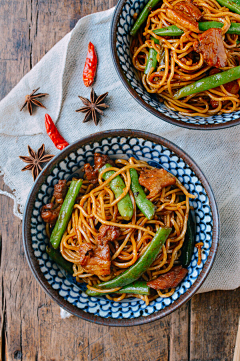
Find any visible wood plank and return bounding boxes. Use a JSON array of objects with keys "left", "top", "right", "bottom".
[{"left": 190, "top": 289, "right": 240, "bottom": 361}]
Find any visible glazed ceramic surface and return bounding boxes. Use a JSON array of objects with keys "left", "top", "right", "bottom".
[
  {"left": 23, "top": 130, "right": 219, "bottom": 326},
  {"left": 110, "top": 0, "right": 240, "bottom": 130}
]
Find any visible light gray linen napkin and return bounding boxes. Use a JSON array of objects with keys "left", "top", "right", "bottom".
[{"left": 0, "top": 7, "right": 240, "bottom": 294}]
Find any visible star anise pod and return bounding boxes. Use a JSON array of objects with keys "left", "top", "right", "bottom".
[
  {"left": 76, "top": 88, "right": 109, "bottom": 125},
  {"left": 20, "top": 87, "right": 48, "bottom": 115},
  {"left": 19, "top": 144, "right": 54, "bottom": 181}
]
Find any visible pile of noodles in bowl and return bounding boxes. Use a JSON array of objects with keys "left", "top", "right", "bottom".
[{"left": 22, "top": 130, "right": 219, "bottom": 326}]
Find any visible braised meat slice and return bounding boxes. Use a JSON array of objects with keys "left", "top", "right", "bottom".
[
  {"left": 84, "top": 153, "right": 115, "bottom": 184},
  {"left": 193, "top": 28, "right": 227, "bottom": 68},
  {"left": 41, "top": 203, "right": 62, "bottom": 224},
  {"left": 80, "top": 225, "right": 121, "bottom": 276},
  {"left": 41, "top": 179, "right": 68, "bottom": 224},
  {"left": 139, "top": 168, "right": 176, "bottom": 199},
  {"left": 166, "top": 7, "right": 200, "bottom": 33},
  {"left": 53, "top": 179, "right": 67, "bottom": 204},
  {"left": 175, "top": 1, "right": 202, "bottom": 21},
  {"left": 77, "top": 242, "right": 94, "bottom": 266},
  {"left": 147, "top": 265, "right": 188, "bottom": 290}
]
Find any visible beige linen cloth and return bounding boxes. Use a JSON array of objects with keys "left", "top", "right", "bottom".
[{"left": 0, "top": 7, "right": 240, "bottom": 296}]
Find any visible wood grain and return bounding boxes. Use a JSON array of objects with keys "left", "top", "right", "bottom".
[{"left": 0, "top": 0, "right": 240, "bottom": 360}]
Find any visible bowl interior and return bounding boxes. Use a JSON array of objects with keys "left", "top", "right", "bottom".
[
  {"left": 111, "top": 0, "right": 240, "bottom": 129},
  {"left": 23, "top": 130, "right": 219, "bottom": 326}
]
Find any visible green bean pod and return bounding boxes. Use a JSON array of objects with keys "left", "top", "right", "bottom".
[
  {"left": 130, "top": 0, "right": 161, "bottom": 36},
  {"left": 144, "top": 37, "right": 162, "bottom": 75},
  {"left": 100, "top": 163, "right": 133, "bottom": 221},
  {"left": 178, "top": 196, "right": 196, "bottom": 267},
  {"left": 96, "top": 226, "right": 172, "bottom": 289},
  {"left": 174, "top": 66, "right": 240, "bottom": 99},
  {"left": 50, "top": 179, "right": 83, "bottom": 249},
  {"left": 85, "top": 280, "right": 150, "bottom": 297},
  {"left": 199, "top": 21, "right": 240, "bottom": 34},
  {"left": 46, "top": 246, "right": 74, "bottom": 274},
  {"left": 216, "top": 0, "right": 240, "bottom": 15},
  {"left": 129, "top": 168, "right": 155, "bottom": 220},
  {"left": 144, "top": 48, "right": 158, "bottom": 75},
  {"left": 153, "top": 25, "right": 184, "bottom": 37},
  {"left": 153, "top": 21, "right": 240, "bottom": 37}
]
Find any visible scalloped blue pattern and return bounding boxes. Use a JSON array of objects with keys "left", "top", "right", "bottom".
[
  {"left": 115, "top": 0, "right": 240, "bottom": 126},
  {"left": 31, "top": 136, "right": 213, "bottom": 319}
]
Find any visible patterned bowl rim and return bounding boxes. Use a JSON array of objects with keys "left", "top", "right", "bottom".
[
  {"left": 22, "top": 129, "right": 219, "bottom": 326},
  {"left": 110, "top": 1, "right": 240, "bottom": 130}
]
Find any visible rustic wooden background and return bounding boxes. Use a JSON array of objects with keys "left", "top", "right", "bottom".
[{"left": 0, "top": 0, "right": 240, "bottom": 360}]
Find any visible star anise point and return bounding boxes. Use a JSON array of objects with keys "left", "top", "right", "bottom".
[
  {"left": 19, "top": 144, "right": 54, "bottom": 181},
  {"left": 20, "top": 88, "right": 48, "bottom": 115},
  {"left": 76, "top": 88, "right": 109, "bottom": 126}
]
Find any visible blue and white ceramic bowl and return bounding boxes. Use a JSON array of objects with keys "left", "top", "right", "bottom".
[
  {"left": 110, "top": 1, "right": 240, "bottom": 130},
  {"left": 23, "top": 130, "right": 219, "bottom": 326}
]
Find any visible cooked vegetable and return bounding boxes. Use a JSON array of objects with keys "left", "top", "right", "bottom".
[
  {"left": 153, "top": 21, "right": 240, "bottom": 37},
  {"left": 46, "top": 246, "right": 73, "bottom": 274},
  {"left": 179, "top": 197, "right": 196, "bottom": 267},
  {"left": 199, "top": 21, "right": 240, "bottom": 34},
  {"left": 130, "top": 0, "right": 161, "bottom": 36},
  {"left": 95, "top": 226, "right": 172, "bottom": 289},
  {"left": 144, "top": 48, "right": 158, "bottom": 75},
  {"left": 174, "top": 66, "right": 240, "bottom": 99},
  {"left": 144, "top": 37, "right": 161, "bottom": 75},
  {"left": 130, "top": 168, "right": 155, "bottom": 219},
  {"left": 100, "top": 163, "right": 133, "bottom": 221},
  {"left": 86, "top": 280, "right": 150, "bottom": 296},
  {"left": 50, "top": 179, "right": 83, "bottom": 249},
  {"left": 215, "top": 0, "right": 240, "bottom": 15}
]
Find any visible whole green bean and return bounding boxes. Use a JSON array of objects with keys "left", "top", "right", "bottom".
[
  {"left": 215, "top": 0, "right": 240, "bottom": 15},
  {"left": 153, "top": 25, "right": 183, "bottom": 37},
  {"left": 100, "top": 163, "right": 133, "bottom": 221},
  {"left": 50, "top": 179, "right": 83, "bottom": 249},
  {"left": 85, "top": 280, "right": 150, "bottom": 297},
  {"left": 96, "top": 227, "right": 172, "bottom": 289},
  {"left": 174, "top": 66, "right": 240, "bottom": 99},
  {"left": 130, "top": 168, "right": 155, "bottom": 220},
  {"left": 144, "top": 48, "right": 158, "bottom": 75},
  {"left": 130, "top": 0, "right": 161, "bottom": 36},
  {"left": 199, "top": 21, "right": 240, "bottom": 34},
  {"left": 46, "top": 246, "right": 73, "bottom": 274},
  {"left": 153, "top": 22, "right": 240, "bottom": 37}
]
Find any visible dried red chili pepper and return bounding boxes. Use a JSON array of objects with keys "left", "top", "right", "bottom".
[
  {"left": 83, "top": 42, "right": 97, "bottom": 87},
  {"left": 45, "top": 114, "right": 69, "bottom": 150}
]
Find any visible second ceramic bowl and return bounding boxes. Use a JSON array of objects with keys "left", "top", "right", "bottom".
[{"left": 110, "top": 0, "right": 240, "bottom": 130}]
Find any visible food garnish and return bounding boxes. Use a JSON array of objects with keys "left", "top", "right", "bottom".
[
  {"left": 20, "top": 87, "right": 48, "bottom": 115},
  {"left": 83, "top": 42, "right": 98, "bottom": 87},
  {"left": 19, "top": 144, "right": 54, "bottom": 181},
  {"left": 76, "top": 88, "right": 109, "bottom": 126},
  {"left": 45, "top": 114, "right": 69, "bottom": 150}
]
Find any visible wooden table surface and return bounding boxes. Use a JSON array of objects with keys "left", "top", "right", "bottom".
[{"left": 0, "top": 0, "right": 240, "bottom": 360}]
